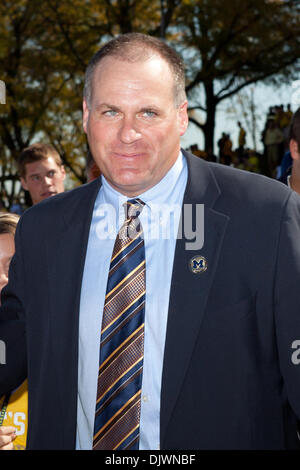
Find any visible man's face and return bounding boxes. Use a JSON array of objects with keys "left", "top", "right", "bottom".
[
  {"left": 83, "top": 55, "right": 188, "bottom": 197},
  {"left": 21, "top": 156, "right": 66, "bottom": 205}
]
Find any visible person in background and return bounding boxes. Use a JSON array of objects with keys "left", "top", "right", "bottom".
[
  {"left": 0, "top": 143, "right": 65, "bottom": 449},
  {"left": 223, "top": 133, "right": 233, "bottom": 165},
  {"left": 280, "top": 107, "right": 300, "bottom": 195},
  {"left": 264, "top": 117, "right": 284, "bottom": 177},
  {"left": 0, "top": 213, "right": 27, "bottom": 450},
  {"left": 18, "top": 143, "right": 65, "bottom": 206},
  {"left": 237, "top": 121, "right": 246, "bottom": 163}
]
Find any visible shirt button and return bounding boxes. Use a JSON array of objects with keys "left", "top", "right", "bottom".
[{"left": 142, "top": 394, "right": 148, "bottom": 403}]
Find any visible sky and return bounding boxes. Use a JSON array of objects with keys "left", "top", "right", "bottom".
[{"left": 180, "top": 80, "right": 300, "bottom": 156}]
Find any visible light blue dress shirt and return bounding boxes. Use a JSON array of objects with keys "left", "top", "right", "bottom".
[{"left": 76, "top": 152, "right": 188, "bottom": 450}]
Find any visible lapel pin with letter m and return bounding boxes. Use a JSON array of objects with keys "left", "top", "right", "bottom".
[{"left": 189, "top": 255, "right": 208, "bottom": 274}]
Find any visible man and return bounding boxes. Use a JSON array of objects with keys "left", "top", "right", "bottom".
[
  {"left": 18, "top": 143, "right": 66, "bottom": 205},
  {"left": 1, "top": 33, "right": 300, "bottom": 450},
  {"left": 280, "top": 107, "right": 300, "bottom": 195}
]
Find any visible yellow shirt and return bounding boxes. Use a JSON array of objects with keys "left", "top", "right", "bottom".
[{"left": 1, "top": 380, "right": 28, "bottom": 450}]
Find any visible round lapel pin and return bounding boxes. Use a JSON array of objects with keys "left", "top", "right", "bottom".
[{"left": 189, "top": 255, "right": 208, "bottom": 274}]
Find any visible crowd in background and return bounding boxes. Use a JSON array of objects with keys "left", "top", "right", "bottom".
[{"left": 186, "top": 103, "right": 294, "bottom": 179}]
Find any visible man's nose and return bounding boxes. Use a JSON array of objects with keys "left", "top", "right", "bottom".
[
  {"left": 119, "top": 117, "right": 142, "bottom": 144},
  {"left": 43, "top": 176, "right": 52, "bottom": 186}
]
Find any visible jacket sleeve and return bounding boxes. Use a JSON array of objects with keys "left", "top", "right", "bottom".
[
  {"left": 0, "top": 215, "right": 27, "bottom": 395},
  {"left": 275, "top": 190, "right": 300, "bottom": 419}
]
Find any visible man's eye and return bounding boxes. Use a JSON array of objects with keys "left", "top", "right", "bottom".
[
  {"left": 48, "top": 171, "right": 55, "bottom": 177},
  {"left": 142, "top": 110, "right": 156, "bottom": 118},
  {"left": 31, "top": 176, "right": 40, "bottom": 182},
  {"left": 103, "top": 110, "right": 118, "bottom": 117}
]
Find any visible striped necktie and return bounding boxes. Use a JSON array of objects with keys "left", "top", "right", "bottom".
[{"left": 93, "top": 198, "right": 146, "bottom": 450}]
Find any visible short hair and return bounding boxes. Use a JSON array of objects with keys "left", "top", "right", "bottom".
[
  {"left": 0, "top": 212, "right": 19, "bottom": 236},
  {"left": 18, "top": 143, "right": 62, "bottom": 178},
  {"left": 289, "top": 107, "right": 300, "bottom": 148},
  {"left": 83, "top": 32, "right": 186, "bottom": 108}
]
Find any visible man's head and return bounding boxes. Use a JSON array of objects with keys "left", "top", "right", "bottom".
[
  {"left": 18, "top": 143, "right": 66, "bottom": 205},
  {"left": 288, "top": 107, "right": 300, "bottom": 193},
  {"left": 83, "top": 33, "right": 188, "bottom": 197}
]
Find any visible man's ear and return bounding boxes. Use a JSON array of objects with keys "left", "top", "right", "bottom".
[
  {"left": 60, "top": 165, "right": 66, "bottom": 180},
  {"left": 83, "top": 100, "right": 90, "bottom": 134},
  {"left": 290, "top": 139, "right": 300, "bottom": 161},
  {"left": 20, "top": 177, "right": 29, "bottom": 191},
  {"left": 178, "top": 100, "right": 189, "bottom": 137}
]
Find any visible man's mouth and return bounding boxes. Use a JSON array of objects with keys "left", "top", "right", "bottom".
[
  {"left": 41, "top": 191, "right": 56, "bottom": 198},
  {"left": 112, "top": 151, "right": 145, "bottom": 159}
]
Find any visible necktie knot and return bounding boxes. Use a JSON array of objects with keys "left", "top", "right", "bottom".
[{"left": 124, "top": 199, "right": 145, "bottom": 220}]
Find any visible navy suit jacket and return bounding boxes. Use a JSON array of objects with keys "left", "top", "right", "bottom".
[{"left": 1, "top": 151, "right": 300, "bottom": 449}]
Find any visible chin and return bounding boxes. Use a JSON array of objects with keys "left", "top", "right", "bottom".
[{"left": 110, "top": 172, "right": 145, "bottom": 191}]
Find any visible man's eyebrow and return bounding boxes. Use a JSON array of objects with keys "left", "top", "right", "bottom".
[
  {"left": 94, "top": 103, "right": 160, "bottom": 112},
  {"left": 95, "top": 103, "right": 120, "bottom": 111},
  {"left": 139, "top": 105, "right": 160, "bottom": 111}
]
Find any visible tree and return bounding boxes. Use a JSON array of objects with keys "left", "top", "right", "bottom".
[{"left": 176, "top": 0, "right": 300, "bottom": 151}]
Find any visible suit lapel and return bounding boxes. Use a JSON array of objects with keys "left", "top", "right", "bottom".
[
  {"left": 160, "top": 153, "right": 230, "bottom": 446},
  {"left": 45, "top": 178, "right": 102, "bottom": 447}
]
